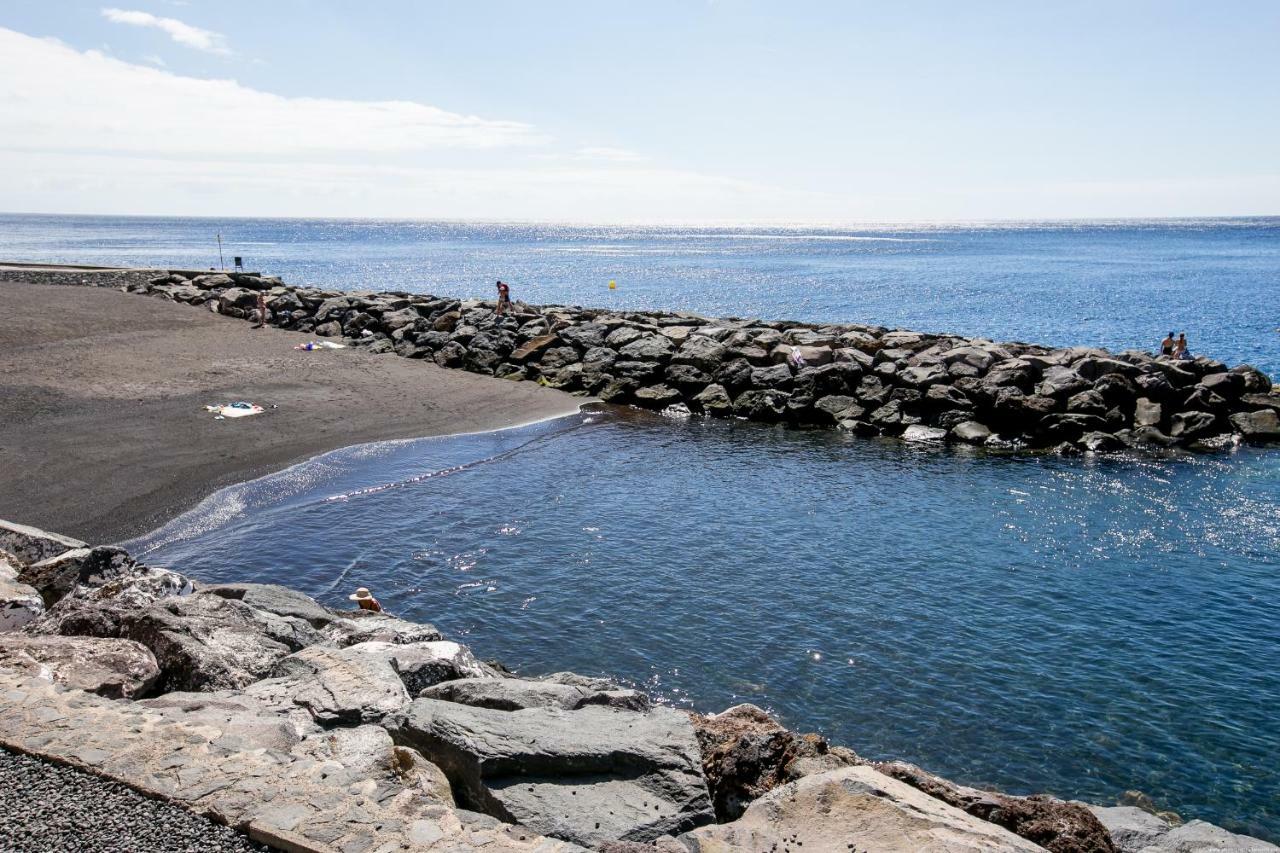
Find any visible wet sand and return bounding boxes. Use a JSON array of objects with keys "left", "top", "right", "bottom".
[{"left": 0, "top": 282, "right": 584, "bottom": 543}]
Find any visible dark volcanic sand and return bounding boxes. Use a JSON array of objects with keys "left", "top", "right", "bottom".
[{"left": 0, "top": 282, "right": 583, "bottom": 543}]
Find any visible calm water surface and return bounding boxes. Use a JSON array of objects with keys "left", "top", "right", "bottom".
[
  {"left": 127, "top": 413, "right": 1280, "bottom": 841},
  {"left": 2, "top": 214, "right": 1278, "bottom": 373},
  {"left": 7, "top": 214, "right": 1279, "bottom": 838}
]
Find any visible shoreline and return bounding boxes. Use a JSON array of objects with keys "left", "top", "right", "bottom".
[
  {"left": 0, "top": 279, "right": 584, "bottom": 543},
  {"left": 118, "top": 411, "right": 588, "bottom": 555}
]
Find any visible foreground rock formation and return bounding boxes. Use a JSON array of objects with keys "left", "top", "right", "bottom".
[
  {"left": 1, "top": 518, "right": 1275, "bottom": 853},
  {"left": 9, "top": 265, "right": 1278, "bottom": 454}
]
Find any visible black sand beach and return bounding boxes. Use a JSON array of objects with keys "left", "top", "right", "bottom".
[{"left": 0, "top": 281, "right": 582, "bottom": 543}]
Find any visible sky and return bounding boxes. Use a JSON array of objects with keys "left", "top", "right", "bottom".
[{"left": 1, "top": 1, "right": 1278, "bottom": 222}]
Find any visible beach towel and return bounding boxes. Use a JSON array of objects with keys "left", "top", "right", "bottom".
[
  {"left": 295, "top": 340, "right": 346, "bottom": 351},
  {"left": 205, "top": 402, "right": 265, "bottom": 418}
]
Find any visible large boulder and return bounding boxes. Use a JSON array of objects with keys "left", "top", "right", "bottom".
[
  {"left": 691, "top": 703, "right": 858, "bottom": 822},
  {"left": 199, "top": 583, "right": 337, "bottom": 628},
  {"left": 47, "top": 592, "right": 323, "bottom": 692},
  {"left": 673, "top": 336, "right": 728, "bottom": 373},
  {"left": 1229, "top": 409, "right": 1280, "bottom": 441},
  {"left": 420, "top": 676, "right": 649, "bottom": 712},
  {"left": 243, "top": 641, "right": 411, "bottom": 725},
  {"left": 876, "top": 761, "right": 1116, "bottom": 853},
  {"left": 1090, "top": 806, "right": 1279, "bottom": 853},
  {"left": 0, "top": 520, "right": 86, "bottom": 568},
  {"left": 619, "top": 335, "right": 676, "bottom": 363},
  {"left": 320, "top": 610, "right": 444, "bottom": 647},
  {"left": 386, "top": 699, "right": 714, "bottom": 846},
  {"left": 680, "top": 766, "right": 1045, "bottom": 852},
  {"left": 0, "top": 634, "right": 159, "bottom": 699}
]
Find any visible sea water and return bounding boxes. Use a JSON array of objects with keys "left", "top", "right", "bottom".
[{"left": 5, "top": 214, "right": 1279, "bottom": 839}]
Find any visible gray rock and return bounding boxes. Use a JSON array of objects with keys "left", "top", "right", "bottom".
[
  {"left": 0, "top": 634, "right": 159, "bottom": 699},
  {"left": 1089, "top": 806, "right": 1175, "bottom": 853},
  {"left": 749, "top": 364, "right": 793, "bottom": 390},
  {"left": 322, "top": 611, "right": 444, "bottom": 647},
  {"left": 1135, "top": 397, "right": 1162, "bottom": 427},
  {"left": 0, "top": 554, "right": 42, "bottom": 631},
  {"left": 420, "top": 676, "right": 650, "bottom": 712},
  {"left": 732, "top": 389, "right": 790, "bottom": 421},
  {"left": 1230, "top": 409, "right": 1280, "bottom": 440},
  {"left": 814, "top": 395, "right": 864, "bottom": 424},
  {"left": 1124, "top": 817, "right": 1280, "bottom": 853},
  {"left": 693, "top": 384, "right": 733, "bottom": 416},
  {"left": 386, "top": 699, "right": 714, "bottom": 846},
  {"left": 902, "top": 425, "right": 948, "bottom": 443},
  {"left": 673, "top": 336, "right": 728, "bottom": 372},
  {"left": 244, "top": 641, "right": 411, "bottom": 724},
  {"left": 899, "top": 364, "right": 949, "bottom": 388},
  {"left": 951, "top": 421, "right": 993, "bottom": 444},
  {"left": 619, "top": 335, "right": 676, "bottom": 363},
  {"left": 199, "top": 583, "right": 337, "bottom": 628},
  {"left": 1169, "top": 411, "right": 1218, "bottom": 440},
  {"left": 681, "top": 766, "right": 1044, "bottom": 852},
  {"left": 0, "top": 520, "right": 86, "bottom": 568},
  {"left": 634, "top": 384, "right": 683, "bottom": 408}
]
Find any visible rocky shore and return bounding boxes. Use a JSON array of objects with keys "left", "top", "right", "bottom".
[
  {"left": 8, "top": 263, "right": 1278, "bottom": 454},
  {"left": 2, "top": 518, "right": 1276, "bottom": 852}
]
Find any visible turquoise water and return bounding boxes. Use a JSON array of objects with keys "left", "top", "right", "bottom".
[{"left": 6, "top": 214, "right": 1279, "bottom": 838}]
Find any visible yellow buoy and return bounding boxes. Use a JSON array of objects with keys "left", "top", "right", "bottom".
[{"left": 608, "top": 280, "right": 617, "bottom": 290}]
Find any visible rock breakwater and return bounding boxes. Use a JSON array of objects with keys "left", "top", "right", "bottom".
[
  {"left": 8, "top": 264, "right": 1278, "bottom": 454},
  {"left": 3, "top": 518, "right": 1277, "bottom": 852}
]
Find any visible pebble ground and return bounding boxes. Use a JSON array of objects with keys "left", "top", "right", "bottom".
[{"left": 0, "top": 747, "right": 268, "bottom": 853}]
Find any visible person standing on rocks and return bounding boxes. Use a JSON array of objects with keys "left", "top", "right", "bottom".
[
  {"left": 253, "top": 291, "right": 267, "bottom": 329},
  {"left": 495, "top": 280, "right": 511, "bottom": 317},
  {"left": 349, "top": 587, "right": 383, "bottom": 612}
]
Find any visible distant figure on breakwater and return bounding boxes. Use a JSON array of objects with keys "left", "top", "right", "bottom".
[
  {"left": 495, "top": 280, "right": 511, "bottom": 317},
  {"left": 349, "top": 586, "right": 383, "bottom": 613},
  {"left": 1174, "top": 332, "right": 1191, "bottom": 360},
  {"left": 253, "top": 291, "right": 267, "bottom": 329},
  {"left": 1160, "top": 331, "right": 1175, "bottom": 356}
]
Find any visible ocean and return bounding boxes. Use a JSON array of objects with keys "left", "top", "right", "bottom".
[{"left": 5, "top": 214, "right": 1279, "bottom": 839}]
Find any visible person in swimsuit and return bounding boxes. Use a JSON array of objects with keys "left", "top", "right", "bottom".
[
  {"left": 1173, "top": 333, "right": 1190, "bottom": 360},
  {"left": 495, "top": 280, "right": 511, "bottom": 317},
  {"left": 1160, "top": 331, "right": 1175, "bottom": 356}
]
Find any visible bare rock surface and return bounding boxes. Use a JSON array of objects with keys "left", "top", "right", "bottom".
[
  {"left": 690, "top": 702, "right": 859, "bottom": 821},
  {"left": 1090, "top": 807, "right": 1279, "bottom": 853},
  {"left": 876, "top": 760, "right": 1116, "bottom": 853},
  {"left": 420, "top": 675, "right": 650, "bottom": 712},
  {"left": 386, "top": 698, "right": 715, "bottom": 846},
  {"left": 0, "top": 668, "right": 581, "bottom": 852},
  {"left": 0, "top": 634, "right": 159, "bottom": 699},
  {"left": 680, "top": 765, "right": 1047, "bottom": 852}
]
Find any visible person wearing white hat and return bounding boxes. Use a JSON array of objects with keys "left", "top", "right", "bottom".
[{"left": 349, "top": 587, "right": 383, "bottom": 613}]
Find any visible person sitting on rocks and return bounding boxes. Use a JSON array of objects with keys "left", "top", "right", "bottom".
[
  {"left": 349, "top": 586, "right": 383, "bottom": 613},
  {"left": 495, "top": 280, "right": 511, "bottom": 317},
  {"left": 1174, "top": 332, "right": 1191, "bottom": 360},
  {"left": 1160, "top": 331, "right": 1175, "bottom": 356}
]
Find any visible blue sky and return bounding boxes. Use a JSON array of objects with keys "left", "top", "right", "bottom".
[{"left": 2, "top": 1, "right": 1277, "bottom": 221}]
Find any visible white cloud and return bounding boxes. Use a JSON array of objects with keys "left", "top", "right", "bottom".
[
  {"left": 0, "top": 27, "right": 805, "bottom": 221},
  {"left": 101, "top": 7, "right": 229, "bottom": 55},
  {"left": 575, "top": 146, "right": 649, "bottom": 164},
  {"left": 0, "top": 28, "right": 544, "bottom": 156}
]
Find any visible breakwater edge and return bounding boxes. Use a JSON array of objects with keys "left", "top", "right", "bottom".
[
  {"left": 3, "top": 518, "right": 1276, "bottom": 852},
  {"left": 5, "top": 263, "right": 1276, "bottom": 454}
]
